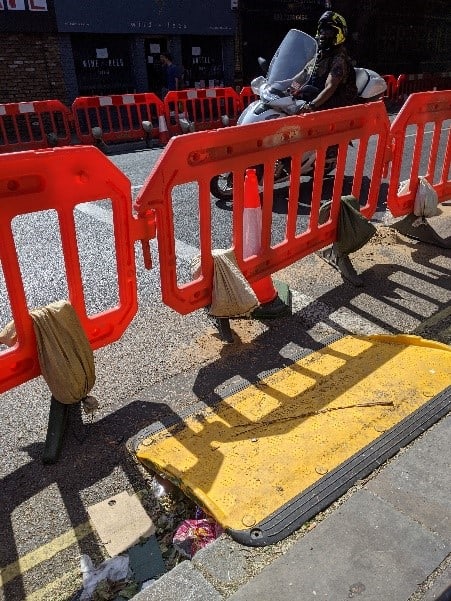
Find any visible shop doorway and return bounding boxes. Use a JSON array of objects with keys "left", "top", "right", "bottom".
[
  {"left": 144, "top": 38, "right": 168, "bottom": 97},
  {"left": 181, "top": 36, "right": 224, "bottom": 89}
]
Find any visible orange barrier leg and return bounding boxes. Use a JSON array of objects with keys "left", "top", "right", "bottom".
[{"left": 243, "top": 168, "right": 278, "bottom": 304}]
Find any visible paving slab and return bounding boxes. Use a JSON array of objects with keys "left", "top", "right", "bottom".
[
  {"left": 87, "top": 491, "right": 155, "bottom": 556},
  {"left": 366, "top": 416, "right": 451, "bottom": 540},
  {"left": 227, "top": 489, "right": 449, "bottom": 601},
  {"left": 134, "top": 559, "right": 224, "bottom": 601}
]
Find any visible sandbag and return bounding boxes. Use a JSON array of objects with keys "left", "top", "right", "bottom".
[
  {"left": 319, "top": 195, "right": 376, "bottom": 255},
  {"left": 413, "top": 176, "right": 439, "bottom": 218},
  {"left": 30, "top": 300, "right": 96, "bottom": 404},
  {"left": 0, "top": 320, "right": 17, "bottom": 347},
  {"left": 1, "top": 301, "right": 96, "bottom": 404},
  {"left": 192, "top": 249, "right": 259, "bottom": 318}
]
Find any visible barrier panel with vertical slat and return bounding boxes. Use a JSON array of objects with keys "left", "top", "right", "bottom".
[
  {"left": 382, "top": 75, "right": 398, "bottom": 103},
  {"left": 0, "top": 100, "right": 72, "bottom": 154},
  {"left": 396, "top": 73, "right": 436, "bottom": 103},
  {"left": 163, "top": 87, "right": 242, "bottom": 136},
  {"left": 0, "top": 146, "right": 156, "bottom": 394},
  {"left": 386, "top": 90, "right": 451, "bottom": 216},
  {"left": 134, "top": 101, "right": 391, "bottom": 315},
  {"left": 239, "top": 86, "right": 258, "bottom": 110},
  {"left": 72, "top": 93, "right": 165, "bottom": 145}
]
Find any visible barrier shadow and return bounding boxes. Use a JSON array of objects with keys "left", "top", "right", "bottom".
[
  {"left": 0, "top": 399, "right": 188, "bottom": 601},
  {"left": 2, "top": 228, "right": 448, "bottom": 599},
  {"left": 191, "top": 257, "right": 449, "bottom": 406}
]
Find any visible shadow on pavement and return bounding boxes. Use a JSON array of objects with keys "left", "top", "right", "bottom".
[{"left": 0, "top": 400, "right": 186, "bottom": 600}]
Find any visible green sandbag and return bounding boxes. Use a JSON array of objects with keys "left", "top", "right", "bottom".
[{"left": 319, "top": 195, "right": 376, "bottom": 255}]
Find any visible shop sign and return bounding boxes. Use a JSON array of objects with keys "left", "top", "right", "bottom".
[
  {"left": 0, "top": 0, "right": 55, "bottom": 32},
  {"left": 54, "top": 0, "right": 235, "bottom": 34}
]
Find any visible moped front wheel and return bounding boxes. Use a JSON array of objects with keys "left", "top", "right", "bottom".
[{"left": 210, "top": 173, "right": 233, "bottom": 201}]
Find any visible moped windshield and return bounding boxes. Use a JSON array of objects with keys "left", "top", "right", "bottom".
[{"left": 266, "top": 29, "right": 317, "bottom": 89}]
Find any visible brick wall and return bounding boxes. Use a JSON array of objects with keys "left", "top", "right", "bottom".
[{"left": 0, "top": 34, "right": 67, "bottom": 104}]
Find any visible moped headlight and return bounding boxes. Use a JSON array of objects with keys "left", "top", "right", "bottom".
[{"left": 251, "top": 76, "right": 265, "bottom": 95}]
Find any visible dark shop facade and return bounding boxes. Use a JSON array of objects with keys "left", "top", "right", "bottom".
[
  {"left": 237, "top": 0, "right": 450, "bottom": 82},
  {"left": 0, "top": 0, "right": 237, "bottom": 104}
]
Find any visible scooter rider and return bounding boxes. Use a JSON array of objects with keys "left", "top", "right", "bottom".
[
  {"left": 292, "top": 13, "right": 366, "bottom": 287},
  {"left": 292, "top": 11, "right": 357, "bottom": 112}
]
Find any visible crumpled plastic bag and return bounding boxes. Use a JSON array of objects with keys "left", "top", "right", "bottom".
[
  {"left": 80, "top": 554, "right": 130, "bottom": 601},
  {"left": 172, "top": 518, "right": 223, "bottom": 558}
]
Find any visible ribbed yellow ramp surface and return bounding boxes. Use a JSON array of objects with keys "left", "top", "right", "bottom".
[{"left": 133, "top": 335, "right": 451, "bottom": 546}]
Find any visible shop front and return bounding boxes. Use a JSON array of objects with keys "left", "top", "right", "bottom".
[
  {"left": 54, "top": 0, "right": 236, "bottom": 98},
  {"left": 181, "top": 36, "right": 225, "bottom": 89}
]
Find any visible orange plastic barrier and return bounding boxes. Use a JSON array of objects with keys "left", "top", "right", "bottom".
[
  {"left": 433, "top": 71, "right": 451, "bottom": 90},
  {"left": 72, "top": 93, "right": 165, "bottom": 145},
  {"left": 239, "top": 86, "right": 258, "bottom": 110},
  {"left": 134, "top": 101, "right": 390, "bottom": 315},
  {"left": 0, "top": 100, "right": 72, "bottom": 154},
  {"left": 396, "top": 73, "right": 436, "bottom": 103},
  {"left": 0, "top": 146, "right": 156, "bottom": 394},
  {"left": 163, "top": 87, "right": 242, "bottom": 136},
  {"left": 382, "top": 75, "right": 398, "bottom": 102},
  {"left": 386, "top": 90, "right": 451, "bottom": 217}
]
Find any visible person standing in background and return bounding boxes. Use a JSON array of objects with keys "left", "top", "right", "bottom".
[{"left": 160, "top": 52, "right": 183, "bottom": 96}]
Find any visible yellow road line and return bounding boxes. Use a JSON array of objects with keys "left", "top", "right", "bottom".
[
  {"left": 1, "top": 489, "right": 147, "bottom": 589},
  {"left": 0, "top": 521, "right": 93, "bottom": 586},
  {"left": 26, "top": 567, "right": 81, "bottom": 601}
]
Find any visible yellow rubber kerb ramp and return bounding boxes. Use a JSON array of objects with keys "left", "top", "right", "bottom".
[{"left": 131, "top": 335, "right": 451, "bottom": 546}]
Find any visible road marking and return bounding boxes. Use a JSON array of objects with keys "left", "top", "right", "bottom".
[
  {"left": 0, "top": 521, "right": 93, "bottom": 586},
  {"left": 25, "top": 567, "right": 81, "bottom": 601},
  {"left": 75, "top": 202, "right": 113, "bottom": 225},
  {"left": 1, "top": 489, "right": 149, "bottom": 590},
  {"left": 75, "top": 203, "right": 199, "bottom": 260},
  {"left": 405, "top": 125, "right": 450, "bottom": 137}
]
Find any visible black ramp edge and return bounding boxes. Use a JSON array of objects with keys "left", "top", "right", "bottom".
[{"left": 227, "top": 386, "right": 451, "bottom": 547}]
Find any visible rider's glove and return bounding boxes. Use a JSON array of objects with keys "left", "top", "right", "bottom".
[{"left": 294, "top": 100, "right": 308, "bottom": 114}]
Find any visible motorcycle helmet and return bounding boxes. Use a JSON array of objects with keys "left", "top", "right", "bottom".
[{"left": 317, "top": 11, "right": 348, "bottom": 46}]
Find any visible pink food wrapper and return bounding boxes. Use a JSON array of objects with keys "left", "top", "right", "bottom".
[{"left": 172, "top": 518, "right": 223, "bottom": 558}]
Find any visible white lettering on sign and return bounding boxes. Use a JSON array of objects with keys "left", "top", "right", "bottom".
[
  {"left": 0, "top": 0, "right": 48, "bottom": 10},
  {"left": 82, "top": 58, "right": 125, "bottom": 69}
]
